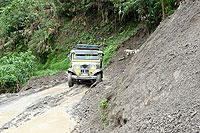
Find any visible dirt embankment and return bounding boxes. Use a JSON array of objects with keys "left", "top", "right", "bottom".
[{"left": 73, "top": 0, "right": 200, "bottom": 132}]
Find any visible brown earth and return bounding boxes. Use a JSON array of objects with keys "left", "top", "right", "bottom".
[
  {"left": 22, "top": 71, "right": 67, "bottom": 91},
  {"left": 72, "top": 0, "right": 200, "bottom": 132}
]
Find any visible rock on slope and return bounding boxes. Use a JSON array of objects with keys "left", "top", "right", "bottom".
[{"left": 74, "top": 0, "right": 200, "bottom": 132}]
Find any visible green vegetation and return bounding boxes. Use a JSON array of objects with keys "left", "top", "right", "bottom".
[
  {"left": 0, "top": 0, "right": 12, "bottom": 8},
  {"left": 0, "top": 0, "right": 178, "bottom": 92},
  {"left": 99, "top": 98, "right": 108, "bottom": 110},
  {"left": 58, "top": 0, "right": 177, "bottom": 29},
  {"left": 36, "top": 52, "right": 70, "bottom": 76},
  {"left": 0, "top": 0, "right": 59, "bottom": 53},
  {"left": 99, "top": 98, "right": 110, "bottom": 127},
  {"left": 0, "top": 51, "right": 37, "bottom": 93},
  {"left": 102, "top": 26, "right": 139, "bottom": 67}
]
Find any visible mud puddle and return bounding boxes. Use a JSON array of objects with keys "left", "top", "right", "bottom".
[{"left": 0, "top": 83, "right": 87, "bottom": 133}]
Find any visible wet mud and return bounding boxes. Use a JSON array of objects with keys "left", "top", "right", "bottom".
[{"left": 0, "top": 83, "right": 87, "bottom": 133}]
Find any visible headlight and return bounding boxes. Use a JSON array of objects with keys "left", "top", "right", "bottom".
[
  {"left": 90, "top": 64, "right": 96, "bottom": 69},
  {"left": 73, "top": 64, "right": 80, "bottom": 69}
]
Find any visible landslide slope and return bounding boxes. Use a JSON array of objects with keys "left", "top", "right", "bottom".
[{"left": 74, "top": 0, "right": 200, "bottom": 132}]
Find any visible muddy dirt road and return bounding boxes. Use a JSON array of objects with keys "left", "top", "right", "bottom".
[{"left": 0, "top": 83, "right": 87, "bottom": 133}]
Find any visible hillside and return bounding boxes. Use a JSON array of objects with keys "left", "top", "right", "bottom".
[
  {"left": 73, "top": 0, "right": 200, "bottom": 132},
  {"left": 0, "top": 0, "right": 177, "bottom": 93}
]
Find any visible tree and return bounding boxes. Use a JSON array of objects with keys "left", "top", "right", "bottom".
[{"left": 162, "top": 0, "right": 165, "bottom": 20}]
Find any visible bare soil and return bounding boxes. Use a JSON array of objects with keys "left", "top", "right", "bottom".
[
  {"left": 72, "top": 0, "right": 200, "bottom": 132},
  {"left": 22, "top": 71, "right": 67, "bottom": 91}
]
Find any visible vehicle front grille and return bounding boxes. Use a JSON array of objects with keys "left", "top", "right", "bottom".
[
  {"left": 80, "top": 65, "right": 90, "bottom": 75},
  {"left": 80, "top": 69, "right": 90, "bottom": 75}
]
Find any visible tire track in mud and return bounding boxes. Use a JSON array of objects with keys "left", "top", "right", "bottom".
[{"left": 0, "top": 83, "right": 88, "bottom": 133}]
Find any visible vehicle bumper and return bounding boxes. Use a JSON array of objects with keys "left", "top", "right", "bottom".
[{"left": 72, "top": 75, "right": 97, "bottom": 80}]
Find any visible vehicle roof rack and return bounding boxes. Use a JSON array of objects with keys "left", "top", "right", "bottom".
[{"left": 76, "top": 44, "right": 100, "bottom": 50}]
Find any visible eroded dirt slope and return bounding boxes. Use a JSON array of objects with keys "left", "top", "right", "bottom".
[{"left": 73, "top": 1, "right": 200, "bottom": 132}]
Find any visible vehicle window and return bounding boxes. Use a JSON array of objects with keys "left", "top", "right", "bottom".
[{"left": 74, "top": 54, "right": 99, "bottom": 60}]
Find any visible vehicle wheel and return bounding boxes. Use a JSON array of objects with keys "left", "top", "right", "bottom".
[
  {"left": 96, "top": 73, "right": 102, "bottom": 83},
  {"left": 68, "top": 73, "right": 74, "bottom": 87}
]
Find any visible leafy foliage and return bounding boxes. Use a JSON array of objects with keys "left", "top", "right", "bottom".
[
  {"left": 60, "top": 0, "right": 177, "bottom": 29},
  {"left": 0, "top": 51, "right": 37, "bottom": 93},
  {"left": 0, "top": 0, "right": 178, "bottom": 57},
  {"left": 99, "top": 98, "right": 108, "bottom": 110},
  {"left": 0, "top": 0, "right": 178, "bottom": 52},
  {"left": 99, "top": 98, "right": 110, "bottom": 127},
  {"left": 0, "top": 0, "right": 11, "bottom": 10},
  {"left": 0, "top": 0, "right": 59, "bottom": 53}
]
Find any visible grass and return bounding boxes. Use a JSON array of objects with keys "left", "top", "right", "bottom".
[
  {"left": 99, "top": 98, "right": 110, "bottom": 128},
  {"left": 35, "top": 69, "right": 58, "bottom": 76},
  {"left": 102, "top": 25, "right": 140, "bottom": 68},
  {"left": 35, "top": 52, "right": 71, "bottom": 76},
  {"left": 34, "top": 19, "right": 140, "bottom": 77}
]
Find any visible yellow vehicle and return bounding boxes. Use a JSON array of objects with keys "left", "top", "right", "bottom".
[{"left": 67, "top": 44, "right": 104, "bottom": 87}]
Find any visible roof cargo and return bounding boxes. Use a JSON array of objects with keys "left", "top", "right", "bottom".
[{"left": 76, "top": 44, "right": 99, "bottom": 50}]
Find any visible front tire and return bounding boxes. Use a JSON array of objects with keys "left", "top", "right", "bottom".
[{"left": 68, "top": 73, "right": 74, "bottom": 87}]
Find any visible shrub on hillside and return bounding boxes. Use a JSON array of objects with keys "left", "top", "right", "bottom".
[
  {"left": 0, "top": 51, "right": 37, "bottom": 93},
  {"left": 0, "top": 0, "right": 59, "bottom": 53}
]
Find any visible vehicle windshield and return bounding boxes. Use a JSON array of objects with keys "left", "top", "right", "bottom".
[{"left": 73, "top": 54, "right": 99, "bottom": 60}]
